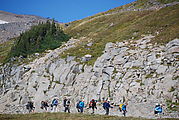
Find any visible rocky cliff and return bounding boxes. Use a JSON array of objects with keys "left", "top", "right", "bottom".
[
  {"left": 0, "top": 35, "right": 178, "bottom": 118},
  {"left": 0, "top": 0, "right": 179, "bottom": 118}
]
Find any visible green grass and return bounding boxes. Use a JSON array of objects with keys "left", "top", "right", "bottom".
[
  {"left": 145, "top": 74, "right": 153, "bottom": 79},
  {"left": 1, "top": 1, "right": 179, "bottom": 65},
  {"left": 168, "top": 86, "right": 175, "bottom": 92},
  {"left": 0, "top": 112, "right": 178, "bottom": 120},
  {"left": 157, "top": 0, "right": 179, "bottom": 4},
  {"left": 65, "top": 0, "right": 179, "bottom": 26},
  {"left": 63, "top": 4, "right": 179, "bottom": 65},
  {"left": 166, "top": 100, "right": 179, "bottom": 112},
  {"left": 0, "top": 39, "right": 15, "bottom": 63}
]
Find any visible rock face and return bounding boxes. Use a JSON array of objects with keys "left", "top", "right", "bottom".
[
  {"left": 0, "top": 11, "right": 48, "bottom": 43},
  {"left": 0, "top": 36, "right": 178, "bottom": 118}
]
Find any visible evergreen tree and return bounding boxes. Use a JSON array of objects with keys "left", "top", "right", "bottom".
[{"left": 8, "top": 21, "right": 70, "bottom": 59}]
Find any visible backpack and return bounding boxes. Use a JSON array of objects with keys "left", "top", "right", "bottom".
[
  {"left": 76, "top": 102, "right": 79, "bottom": 108},
  {"left": 79, "top": 101, "right": 84, "bottom": 108},
  {"left": 92, "top": 100, "right": 96, "bottom": 107},
  {"left": 66, "top": 101, "right": 70, "bottom": 106},
  {"left": 119, "top": 104, "right": 124, "bottom": 109},
  {"left": 26, "top": 104, "right": 30, "bottom": 109},
  {"left": 122, "top": 104, "right": 126, "bottom": 111},
  {"left": 52, "top": 99, "right": 58, "bottom": 105},
  {"left": 63, "top": 99, "right": 67, "bottom": 107},
  {"left": 29, "top": 102, "right": 34, "bottom": 109},
  {"left": 155, "top": 106, "right": 162, "bottom": 113}
]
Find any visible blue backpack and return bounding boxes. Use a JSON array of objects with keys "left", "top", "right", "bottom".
[
  {"left": 52, "top": 99, "right": 58, "bottom": 105},
  {"left": 155, "top": 106, "right": 162, "bottom": 113},
  {"left": 122, "top": 105, "right": 126, "bottom": 111},
  {"left": 79, "top": 101, "right": 84, "bottom": 108}
]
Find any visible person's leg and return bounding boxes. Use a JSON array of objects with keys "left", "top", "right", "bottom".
[
  {"left": 106, "top": 108, "right": 109, "bottom": 115},
  {"left": 79, "top": 107, "right": 81, "bottom": 112},
  {"left": 119, "top": 107, "right": 122, "bottom": 112},
  {"left": 77, "top": 108, "right": 79, "bottom": 112},
  {"left": 31, "top": 107, "right": 34, "bottom": 113},
  {"left": 68, "top": 106, "right": 70, "bottom": 113},
  {"left": 64, "top": 106, "right": 66, "bottom": 112},
  {"left": 81, "top": 107, "right": 83, "bottom": 113},
  {"left": 29, "top": 107, "right": 32, "bottom": 113},
  {"left": 92, "top": 107, "right": 94, "bottom": 114},
  {"left": 28, "top": 109, "right": 31, "bottom": 113},
  {"left": 123, "top": 110, "right": 126, "bottom": 116},
  {"left": 56, "top": 105, "right": 58, "bottom": 112},
  {"left": 51, "top": 105, "right": 53, "bottom": 111},
  {"left": 45, "top": 106, "right": 47, "bottom": 111},
  {"left": 105, "top": 108, "right": 107, "bottom": 115},
  {"left": 54, "top": 105, "right": 57, "bottom": 112}
]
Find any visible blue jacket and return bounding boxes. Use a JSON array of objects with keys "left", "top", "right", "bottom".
[
  {"left": 79, "top": 101, "right": 84, "bottom": 108},
  {"left": 103, "top": 102, "right": 110, "bottom": 109}
]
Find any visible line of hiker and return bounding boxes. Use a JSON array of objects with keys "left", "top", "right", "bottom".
[
  {"left": 25, "top": 97, "right": 127, "bottom": 116},
  {"left": 25, "top": 98, "right": 163, "bottom": 117}
]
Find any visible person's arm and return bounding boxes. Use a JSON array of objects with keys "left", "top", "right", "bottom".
[{"left": 109, "top": 103, "right": 113, "bottom": 108}]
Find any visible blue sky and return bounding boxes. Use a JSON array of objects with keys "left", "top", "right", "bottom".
[{"left": 0, "top": 0, "right": 136, "bottom": 23}]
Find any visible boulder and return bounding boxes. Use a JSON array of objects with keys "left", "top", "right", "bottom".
[{"left": 156, "top": 65, "right": 168, "bottom": 74}]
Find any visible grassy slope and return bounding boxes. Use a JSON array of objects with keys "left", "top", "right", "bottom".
[
  {"left": 0, "top": 112, "right": 178, "bottom": 120},
  {"left": 0, "top": 39, "right": 15, "bottom": 63},
  {"left": 0, "top": 0, "right": 179, "bottom": 64},
  {"left": 62, "top": 3, "right": 179, "bottom": 65}
]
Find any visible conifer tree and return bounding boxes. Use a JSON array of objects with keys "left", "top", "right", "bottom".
[{"left": 8, "top": 20, "right": 70, "bottom": 59}]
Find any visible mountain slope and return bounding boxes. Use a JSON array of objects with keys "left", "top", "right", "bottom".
[
  {"left": 0, "top": 0, "right": 179, "bottom": 119},
  {"left": 0, "top": 11, "right": 51, "bottom": 63},
  {"left": 62, "top": 0, "right": 179, "bottom": 65},
  {"left": 0, "top": 11, "right": 49, "bottom": 44},
  {"left": 0, "top": 35, "right": 178, "bottom": 118}
]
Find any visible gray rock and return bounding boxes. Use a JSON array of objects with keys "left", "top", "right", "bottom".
[
  {"left": 81, "top": 54, "right": 92, "bottom": 62},
  {"left": 86, "top": 42, "right": 93, "bottom": 47},
  {"left": 156, "top": 65, "right": 168, "bottom": 74},
  {"left": 166, "top": 38, "right": 179, "bottom": 49},
  {"left": 0, "top": 36, "right": 178, "bottom": 118},
  {"left": 167, "top": 46, "right": 179, "bottom": 53},
  {"left": 104, "top": 42, "right": 115, "bottom": 52}
]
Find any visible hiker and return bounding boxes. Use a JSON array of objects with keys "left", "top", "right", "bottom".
[
  {"left": 76, "top": 101, "right": 81, "bottom": 112},
  {"left": 40, "top": 101, "right": 49, "bottom": 111},
  {"left": 63, "top": 97, "right": 67, "bottom": 111},
  {"left": 51, "top": 98, "right": 58, "bottom": 112},
  {"left": 121, "top": 103, "right": 127, "bottom": 116},
  {"left": 103, "top": 100, "right": 113, "bottom": 115},
  {"left": 64, "top": 99, "right": 71, "bottom": 113},
  {"left": 89, "top": 99, "right": 97, "bottom": 114},
  {"left": 26, "top": 101, "right": 35, "bottom": 113},
  {"left": 154, "top": 103, "right": 163, "bottom": 118},
  {"left": 79, "top": 100, "right": 85, "bottom": 113}
]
